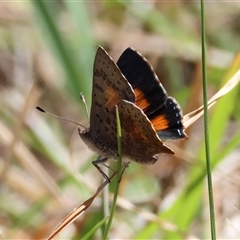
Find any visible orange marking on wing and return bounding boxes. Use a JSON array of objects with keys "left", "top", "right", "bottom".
[
  {"left": 150, "top": 115, "right": 170, "bottom": 131},
  {"left": 105, "top": 88, "right": 122, "bottom": 111},
  {"left": 134, "top": 88, "right": 151, "bottom": 110}
]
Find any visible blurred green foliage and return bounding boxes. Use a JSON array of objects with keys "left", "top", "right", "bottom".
[{"left": 0, "top": 1, "right": 239, "bottom": 239}]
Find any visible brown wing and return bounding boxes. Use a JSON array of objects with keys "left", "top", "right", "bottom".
[
  {"left": 118, "top": 100, "right": 174, "bottom": 164},
  {"left": 88, "top": 46, "right": 135, "bottom": 146}
]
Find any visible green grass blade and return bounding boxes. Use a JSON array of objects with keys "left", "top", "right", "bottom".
[
  {"left": 62, "top": 0, "right": 96, "bottom": 105},
  {"left": 81, "top": 216, "right": 109, "bottom": 240},
  {"left": 200, "top": 1, "right": 216, "bottom": 238},
  {"left": 31, "top": 1, "right": 93, "bottom": 103},
  {"left": 103, "top": 106, "right": 123, "bottom": 240}
]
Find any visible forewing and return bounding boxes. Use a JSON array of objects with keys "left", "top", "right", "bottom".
[
  {"left": 117, "top": 48, "right": 187, "bottom": 142},
  {"left": 117, "top": 48, "right": 167, "bottom": 116},
  {"left": 149, "top": 98, "right": 187, "bottom": 141},
  {"left": 89, "top": 46, "right": 135, "bottom": 140}
]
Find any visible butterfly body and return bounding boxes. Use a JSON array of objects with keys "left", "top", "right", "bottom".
[{"left": 79, "top": 46, "right": 186, "bottom": 167}]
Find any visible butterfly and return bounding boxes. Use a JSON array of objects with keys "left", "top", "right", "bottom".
[{"left": 79, "top": 46, "right": 187, "bottom": 178}]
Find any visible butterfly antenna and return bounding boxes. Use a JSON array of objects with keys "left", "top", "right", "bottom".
[
  {"left": 80, "top": 92, "right": 89, "bottom": 120},
  {"left": 36, "top": 106, "right": 87, "bottom": 131}
]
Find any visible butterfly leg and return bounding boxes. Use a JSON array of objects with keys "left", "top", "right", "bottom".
[
  {"left": 92, "top": 157, "right": 110, "bottom": 182},
  {"left": 118, "top": 161, "right": 130, "bottom": 182},
  {"left": 101, "top": 162, "right": 115, "bottom": 171}
]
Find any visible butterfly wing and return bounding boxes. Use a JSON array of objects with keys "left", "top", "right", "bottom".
[
  {"left": 117, "top": 48, "right": 187, "bottom": 141},
  {"left": 117, "top": 48, "right": 167, "bottom": 115},
  {"left": 86, "top": 46, "right": 135, "bottom": 154},
  {"left": 118, "top": 100, "right": 173, "bottom": 164},
  {"left": 148, "top": 97, "right": 186, "bottom": 141}
]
